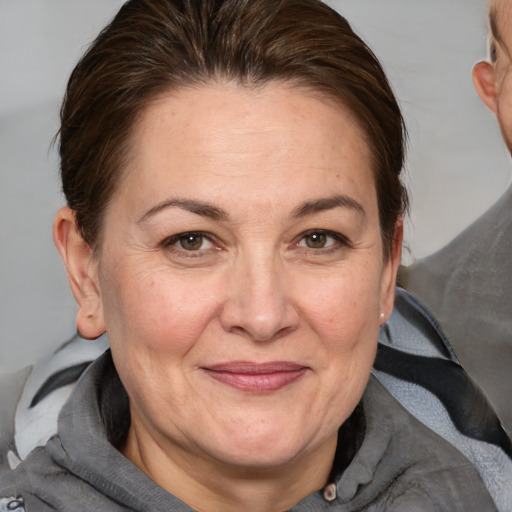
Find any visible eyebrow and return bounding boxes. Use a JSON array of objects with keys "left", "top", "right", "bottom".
[
  {"left": 291, "top": 195, "right": 367, "bottom": 221},
  {"left": 138, "top": 198, "right": 229, "bottom": 223},
  {"left": 138, "top": 194, "right": 366, "bottom": 224}
]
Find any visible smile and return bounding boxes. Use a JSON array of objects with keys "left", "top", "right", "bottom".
[{"left": 202, "top": 362, "right": 308, "bottom": 392}]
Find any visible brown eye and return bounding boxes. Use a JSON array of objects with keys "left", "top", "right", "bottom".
[
  {"left": 164, "top": 231, "right": 215, "bottom": 255},
  {"left": 304, "top": 232, "right": 327, "bottom": 248},
  {"left": 179, "top": 234, "right": 204, "bottom": 250}
]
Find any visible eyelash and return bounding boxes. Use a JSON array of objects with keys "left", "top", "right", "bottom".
[
  {"left": 295, "top": 229, "right": 352, "bottom": 253},
  {"left": 161, "top": 229, "right": 352, "bottom": 258},
  {"left": 163, "top": 231, "right": 218, "bottom": 256}
]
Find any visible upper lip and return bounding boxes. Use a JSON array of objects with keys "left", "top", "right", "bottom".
[{"left": 202, "top": 361, "right": 307, "bottom": 373}]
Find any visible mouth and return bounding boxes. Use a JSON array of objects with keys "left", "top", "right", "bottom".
[{"left": 201, "top": 361, "right": 308, "bottom": 392}]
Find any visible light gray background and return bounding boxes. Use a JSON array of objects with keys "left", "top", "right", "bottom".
[{"left": 1, "top": 0, "right": 511, "bottom": 372}]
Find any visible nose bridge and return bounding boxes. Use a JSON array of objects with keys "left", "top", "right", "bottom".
[
  {"left": 245, "top": 249, "right": 283, "bottom": 307},
  {"left": 221, "top": 246, "right": 297, "bottom": 341}
]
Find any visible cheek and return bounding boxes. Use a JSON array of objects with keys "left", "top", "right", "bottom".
[
  {"left": 101, "top": 262, "right": 222, "bottom": 358},
  {"left": 102, "top": 267, "right": 225, "bottom": 410},
  {"left": 298, "top": 267, "right": 382, "bottom": 431},
  {"left": 298, "top": 263, "right": 382, "bottom": 347},
  {"left": 498, "top": 73, "right": 512, "bottom": 113},
  {"left": 298, "top": 261, "right": 382, "bottom": 405}
]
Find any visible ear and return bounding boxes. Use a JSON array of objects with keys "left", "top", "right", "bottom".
[
  {"left": 53, "top": 207, "right": 106, "bottom": 339},
  {"left": 472, "top": 60, "right": 499, "bottom": 113},
  {"left": 379, "top": 219, "right": 403, "bottom": 325}
]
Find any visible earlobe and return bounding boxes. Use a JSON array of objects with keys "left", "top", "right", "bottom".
[
  {"left": 379, "top": 220, "right": 403, "bottom": 325},
  {"left": 472, "top": 60, "right": 498, "bottom": 113},
  {"left": 53, "top": 207, "right": 106, "bottom": 339}
]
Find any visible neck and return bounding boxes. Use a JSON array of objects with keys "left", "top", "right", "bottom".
[{"left": 121, "top": 414, "right": 338, "bottom": 512}]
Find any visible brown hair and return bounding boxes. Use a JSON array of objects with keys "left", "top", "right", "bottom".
[{"left": 59, "top": 0, "right": 408, "bottom": 257}]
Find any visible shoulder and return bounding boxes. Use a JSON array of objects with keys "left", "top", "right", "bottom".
[
  {"left": 353, "top": 377, "right": 497, "bottom": 511},
  {"left": 0, "top": 334, "right": 108, "bottom": 468},
  {"left": 404, "top": 185, "right": 512, "bottom": 295},
  {"left": 0, "top": 366, "right": 31, "bottom": 473},
  {"left": 0, "top": 435, "right": 131, "bottom": 512},
  {"left": 0, "top": 445, "right": 57, "bottom": 512}
]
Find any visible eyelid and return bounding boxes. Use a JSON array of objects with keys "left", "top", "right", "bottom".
[
  {"left": 297, "top": 229, "right": 351, "bottom": 247},
  {"left": 163, "top": 231, "right": 218, "bottom": 252},
  {"left": 296, "top": 229, "right": 352, "bottom": 249}
]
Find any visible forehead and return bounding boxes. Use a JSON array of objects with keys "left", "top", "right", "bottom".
[
  {"left": 131, "top": 83, "right": 373, "bottom": 175},
  {"left": 120, "top": 83, "right": 377, "bottom": 219}
]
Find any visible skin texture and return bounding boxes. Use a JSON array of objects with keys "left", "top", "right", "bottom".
[
  {"left": 473, "top": 0, "right": 512, "bottom": 152},
  {"left": 54, "top": 82, "right": 402, "bottom": 512}
]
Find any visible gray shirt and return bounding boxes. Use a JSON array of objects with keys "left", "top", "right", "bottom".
[{"left": 0, "top": 351, "right": 496, "bottom": 511}]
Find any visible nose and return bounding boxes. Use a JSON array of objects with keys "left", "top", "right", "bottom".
[{"left": 219, "top": 252, "right": 299, "bottom": 342}]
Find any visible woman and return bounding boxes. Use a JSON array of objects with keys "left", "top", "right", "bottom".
[{"left": 0, "top": 0, "right": 496, "bottom": 510}]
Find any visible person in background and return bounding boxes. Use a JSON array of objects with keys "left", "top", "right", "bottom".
[{"left": 403, "top": 0, "right": 512, "bottom": 433}]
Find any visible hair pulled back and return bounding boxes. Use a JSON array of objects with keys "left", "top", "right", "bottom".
[{"left": 59, "top": 0, "right": 408, "bottom": 256}]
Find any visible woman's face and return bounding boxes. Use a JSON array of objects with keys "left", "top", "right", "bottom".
[{"left": 87, "top": 83, "right": 400, "bottom": 473}]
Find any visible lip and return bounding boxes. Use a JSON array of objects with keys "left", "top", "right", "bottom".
[{"left": 201, "top": 361, "right": 308, "bottom": 392}]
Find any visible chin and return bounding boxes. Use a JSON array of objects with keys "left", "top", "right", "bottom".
[
  {"left": 214, "top": 443, "right": 303, "bottom": 471},
  {"left": 203, "top": 416, "right": 321, "bottom": 470}
]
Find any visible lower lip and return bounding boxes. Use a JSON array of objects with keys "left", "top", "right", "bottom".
[{"left": 203, "top": 367, "right": 307, "bottom": 392}]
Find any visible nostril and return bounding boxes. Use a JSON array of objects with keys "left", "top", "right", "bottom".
[
  {"left": 228, "top": 323, "right": 296, "bottom": 343},
  {"left": 273, "top": 325, "right": 297, "bottom": 341}
]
